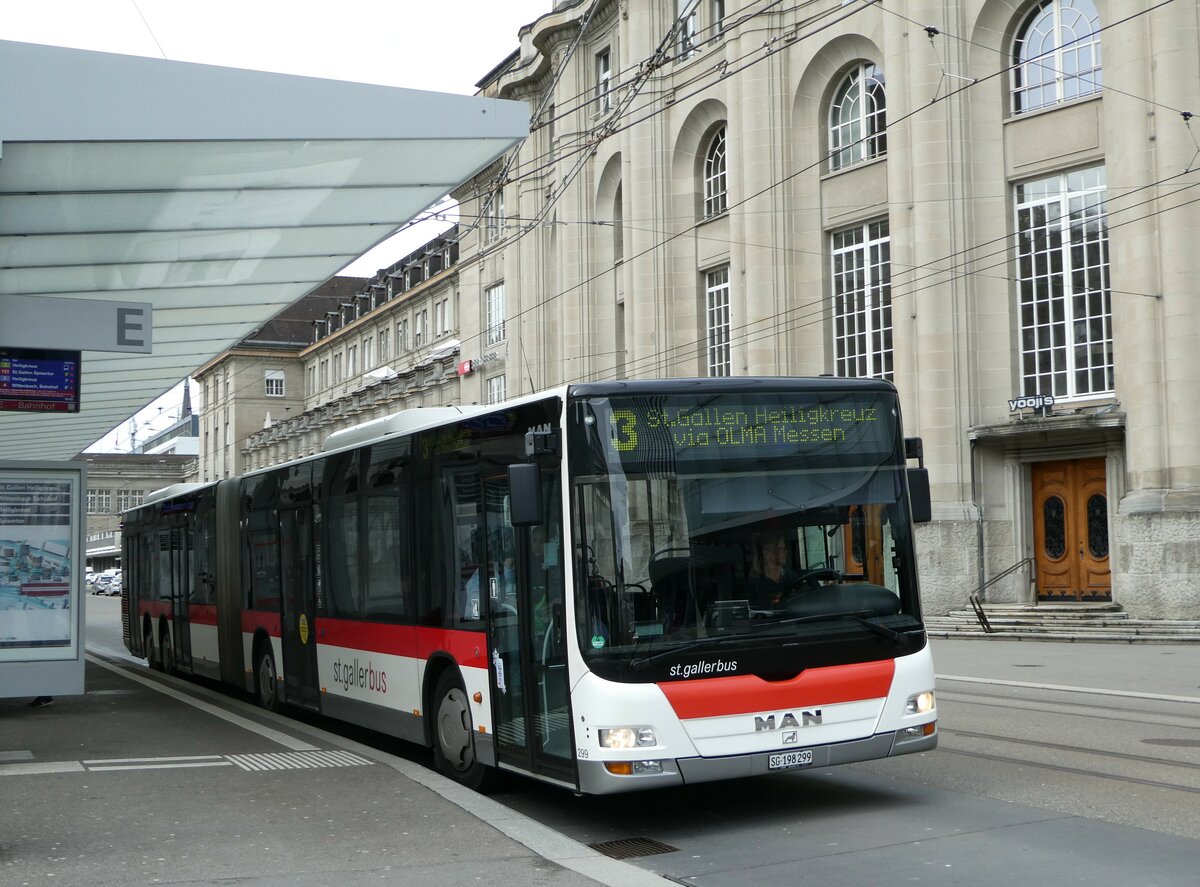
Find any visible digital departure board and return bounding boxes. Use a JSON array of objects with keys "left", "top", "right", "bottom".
[
  {"left": 587, "top": 392, "right": 899, "bottom": 471},
  {"left": 0, "top": 348, "right": 82, "bottom": 413}
]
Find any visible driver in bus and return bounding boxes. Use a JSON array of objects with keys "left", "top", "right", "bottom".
[{"left": 747, "top": 529, "right": 798, "bottom": 609}]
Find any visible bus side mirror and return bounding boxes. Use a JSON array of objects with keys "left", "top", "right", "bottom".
[
  {"left": 508, "top": 463, "right": 544, "bottom": 527},
  {"left": 904, "top": 436, "right": 931, "bottom": 524},
  {"left": 907, "top": 468, "right": 931, "bottom": 524}
]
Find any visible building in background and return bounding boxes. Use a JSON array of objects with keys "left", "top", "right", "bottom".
[
  {"left": 225, "top": 0, "right": 1200, "bottom": 620},
  {"left": 134, "top": 380, "right": 200, "bottom": 457},
  {"left": 243, "top": 230, "right": 464, "bottom": 468},
  {"left": 81, "top": 453, "right": 194, "bottom": 571},
  {"left": 193, "top": 277, "right": 366, "bottom": 481}
]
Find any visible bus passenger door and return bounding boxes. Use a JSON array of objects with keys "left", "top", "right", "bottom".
[
  {"left": 485, "top": 470, "right": 574, "bottom": 785},
  {"left": 279, "top": 507, "right": 320, "bottom": 710},
  {"left": 171, "top": 521, "right": 194, "bottom": 671}
]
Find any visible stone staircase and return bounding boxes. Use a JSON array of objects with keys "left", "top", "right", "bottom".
[{"left": 924, "top": 603, "right": 1200, "bottom": 644}]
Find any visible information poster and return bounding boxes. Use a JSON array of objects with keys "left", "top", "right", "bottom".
[{"left": 0, "top": 471, "right": 79, "bottom": 658}]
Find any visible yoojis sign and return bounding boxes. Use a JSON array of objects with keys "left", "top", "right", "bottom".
[{"left": 1008, "top": 394, "right": 1055, "bottom": 413}]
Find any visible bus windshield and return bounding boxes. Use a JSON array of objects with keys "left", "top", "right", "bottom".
[{"left": 568, "top": 387, "right": 925, "bottom": 678}]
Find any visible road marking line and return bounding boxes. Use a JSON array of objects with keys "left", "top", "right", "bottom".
[
  {"left": 82, "top": 755, "right": 225, "bottom": 765},
  {"left": 0, "top": 761, "right": 85, "bottom": 777},
  {"left": 86, "top": 761, "right": 235, "bottom": 772},
  {"left": 937, "top": 673, "right": 1200, "bottom": 705}
]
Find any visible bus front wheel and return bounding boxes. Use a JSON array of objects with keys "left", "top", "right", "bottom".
[
  {"left": 432, "top": 670, "right": 492, "bottom": 791},
  {"left": 255, "top": 646, "right": 282, "bottom": 713}
]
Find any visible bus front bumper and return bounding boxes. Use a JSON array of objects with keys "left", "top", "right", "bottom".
[{"left": 576, "top": 724, "right": 937, "bottom": 795}]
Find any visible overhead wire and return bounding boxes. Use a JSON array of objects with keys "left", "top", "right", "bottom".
[{"left": 308, "top": 0, "right": 1189, "bottom": 408}]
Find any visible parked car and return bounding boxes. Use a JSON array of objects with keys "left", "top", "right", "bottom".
[{"left": 94, "top": 568, "right": 121, "bottom": 594}]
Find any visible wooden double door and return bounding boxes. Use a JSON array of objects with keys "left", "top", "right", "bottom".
[{"left": 1031, "top": 458, "right": 1111, "bottom": 601}]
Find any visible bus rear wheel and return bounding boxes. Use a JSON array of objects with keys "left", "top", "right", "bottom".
[
  {"left": 159, "top": 627, "right": 175, "bottom": 675},
  {"left": 432, "top": 670, "right": 492, "bottom": 791},
  {"left": 144, "top": 625, "right": 160, "bottom": 671},
  {"left": 255, "top": 646, "right": 281, "bottom": 713}
]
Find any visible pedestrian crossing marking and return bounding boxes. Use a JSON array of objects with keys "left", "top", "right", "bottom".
[{"left": 226, "top": 750, "right": 375, "bottom": 771}]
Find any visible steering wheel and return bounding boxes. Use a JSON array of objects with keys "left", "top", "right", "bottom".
[{"left": 785, "top": 567, "right": 841, "bottom": 595}]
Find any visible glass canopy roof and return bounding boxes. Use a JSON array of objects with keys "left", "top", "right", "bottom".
[{"left": 0, "top": 39, "right": 528, "bottom": 461}]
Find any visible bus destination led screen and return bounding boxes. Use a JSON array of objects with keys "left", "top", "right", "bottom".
[
  {"left": 0, "top": 348, "right": 82, "bottom": 414},
  {"left": 600, "top": 393, "right": 898, "bottom": 467}
]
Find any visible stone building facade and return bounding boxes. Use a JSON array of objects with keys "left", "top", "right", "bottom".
[
  {"left": 237, "top": 0, "right": 1200, "bottom": 618},
  {"left": 82, "top": 453, "right": 194, "bottom": 571}
]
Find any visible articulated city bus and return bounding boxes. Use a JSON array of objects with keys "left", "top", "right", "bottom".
[{"left": 122, "top": 377, "right": 936, "bottom": 794}]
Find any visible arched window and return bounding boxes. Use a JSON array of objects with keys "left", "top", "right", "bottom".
[
  {"left": 1012, "top": 0, "right": 1101, "bottom": 114},
  {"left": 829, "top": 63, "right": 886, "bottom": 172},
  {"left": 703, "top": 126, "right": 727, "bottom": 218}
]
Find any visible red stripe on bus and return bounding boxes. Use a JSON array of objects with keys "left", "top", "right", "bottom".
[
  {"left": 658, "top": 659, "right": 896, "bottom": 720},
  {"left": 138, "top": 601, "right": 172, "bottom": 619},
  {"left": 317, "top": 618, "right": 487, "bottom": 669},
  {"left": 189, "top": 604, "right": 218, "bottom": 626},
  {"left": 143, "top": 607, "right": 486, "bottom": 670}
]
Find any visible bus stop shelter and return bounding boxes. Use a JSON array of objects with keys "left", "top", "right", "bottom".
[{"left": 0, "top": 38, "right": 528, "bottom": 696}]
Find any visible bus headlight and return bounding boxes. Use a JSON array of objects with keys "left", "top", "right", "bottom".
[
  {"left": 598, "top": 726, "right": 657, "bottom": 749},
  {"left": 906, "top": 691, "right": 935, "bottom": 715}
]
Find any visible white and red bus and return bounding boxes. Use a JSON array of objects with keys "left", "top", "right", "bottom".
[{"left": 122, "top": 377, "right": 936, "bottom": 794}]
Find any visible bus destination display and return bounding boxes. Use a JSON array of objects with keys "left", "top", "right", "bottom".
[
  {"left": 604, "top": 394, "right": 897, "bottom": 465},
  {"left": 0, "top": 348, "right": 82, "bottom": 413}
]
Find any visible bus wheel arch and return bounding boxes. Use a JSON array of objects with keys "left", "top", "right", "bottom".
[
  {"left": 252, "top": 632, "right": 281, "bottom": 713},
  {"left": 430, "top": 666, "right": 492, "bottom": 791}
]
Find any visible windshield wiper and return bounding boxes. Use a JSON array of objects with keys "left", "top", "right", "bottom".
[{"left": 750, "top": 609, "right": 919, "bottom": 645}]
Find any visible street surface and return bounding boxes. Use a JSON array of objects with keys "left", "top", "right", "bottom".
[{"left": 80, "top": 595, "right": 1200, "bottom": 886}]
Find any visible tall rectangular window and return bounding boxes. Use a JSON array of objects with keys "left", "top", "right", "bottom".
[
  {"left": 486, "top": 188, "right": 506, "bottom": 243},
  {"left": 363, "top": 336, "right": 374, "bottom": 368},
  {"left": 434, "top": 297, "right": 450, "bottom": 336},
  {"left": 414, "top": 310, "right": 428, "bottom": 347},
  {"left": 678, "top": 0, "right": 698, "bottom": 56},
  {"left": 705, "top": 266, "right": 731, "bottom": 377},
  {"left": 333, "top": 353, "right": 343, "bottom": 383},
  {"left": 347, "top": 345, "right": 358, "bottom": 376},
  {"left": 265, "top": 370, "right": 285, "bottom": 397},
  {"left": 1015, "top": 166, "right": 1112, "bottom": 399},
  {"left": 397, "top": 319, "right": 409, "bottom": 352},
  {"left": 596, "top": 48, "right": 612, "bottom": 112},
  {"left": 320, "top": 360, "right": 329, "bottom": 388},
  {"left": 116, "top": 490, "right": 144, "bottom": 512},
  {"left": 487, "top": 374, "right": 507, "bottom": 405},
  {"left": 307, "top": 366, "right": 316, "bottom": 396},
  {"left": 831, "top": 219, "right": 892, "bottom": 381},
  {"left": 379, "top": 327, "right": 390, "bottom": 362},
  {"left": 87, "top": 489, "right": 112, "bottom": 514},
  {"left": 486, "top": 283, "right": 506, "bottom": 345}
]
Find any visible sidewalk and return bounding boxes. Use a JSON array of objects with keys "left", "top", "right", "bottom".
[{"left": 1, "top": 655, "right": 672, "bottom": 887}]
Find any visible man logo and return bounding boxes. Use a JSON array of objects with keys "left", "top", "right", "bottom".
[
  {"left": 754, "top": 710, "right": 823, "bottom": 732},
  {"left": 782, "top": 730, "right": 798, "bottom": 744}
]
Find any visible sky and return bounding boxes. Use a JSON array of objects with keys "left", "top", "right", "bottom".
[{"left": 3, "top": 0, "right": 551, "bottom": 450}]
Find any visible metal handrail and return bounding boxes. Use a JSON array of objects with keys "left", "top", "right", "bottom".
[{"left": 967, "top": 557, "right": 1035, "bottom": 633}]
